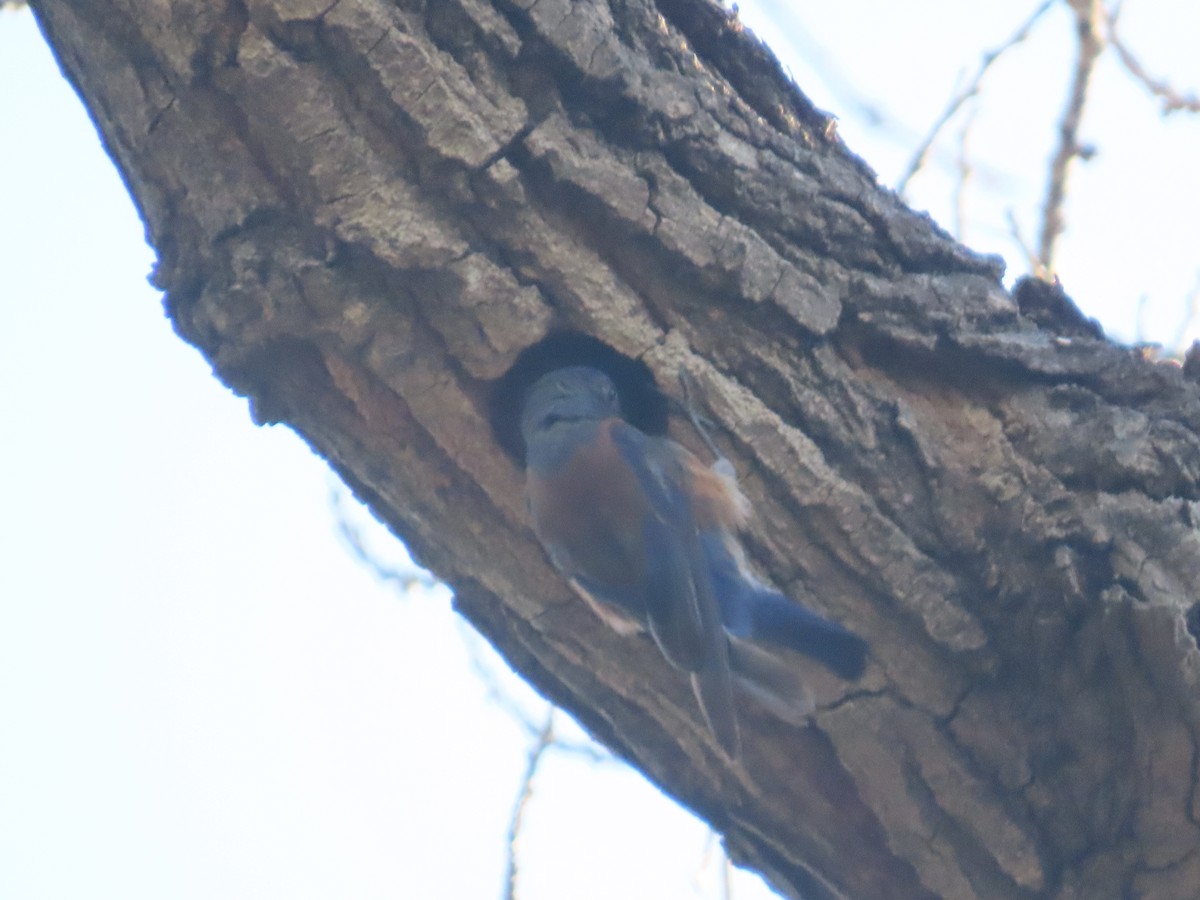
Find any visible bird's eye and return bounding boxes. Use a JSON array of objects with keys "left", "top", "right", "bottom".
[{"left": 540, "top": 412, "right": 565, "bottom": 429}]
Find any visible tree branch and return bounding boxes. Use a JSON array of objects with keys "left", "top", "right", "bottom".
[
  {"left": 1038, "top": 0, "right": 1104, "bottom": 271},
  {"left": 29, "top": 0, "right": 1200, "bottom": 897},
  {"left": 1106, "top": 3, "right": 1200, "bottom": 114},
  {"left": 897, "top": 0, "right": 1054, "bottom": 197}
]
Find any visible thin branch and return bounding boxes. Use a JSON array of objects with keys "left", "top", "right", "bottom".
[
  {"left": 896, "top": 0, "right": 1055, "bottom": 197},
  {"left": 455, "top": 619, "right": 611, "bottom": 762},
  {"left": 329, "top": 485, "right": 440, "bottom": 592},
  {"left": 456, "top": 618, "right": 546, "bottom": 737},
  {"left": 1169, "top": 269, "right": 1200, "bottom": 354},
  {"left": 698, "top": 829, "right": 734, "bottom": 900},
  {"left": 503, "top": 711, "right": 557, "bottom": 900},
  {"left": 1006, "top": 209, "right": 1041, "bottom": 273},
  {"left": 332, "top": 482, "right": 611, "bottom": 900},
  {"left": 332, "top": 479, "right": 613, "bottom": 768},
  {"left": 1038, "top": 0, "right": 1105, "bottom": 272},
  {"left": 1134, "top": 292, "right": 1152, "bottom": 343},
  {"left": 1105, "top": 6, "right": 1200, "bottom": 114},
  {"left": 951, "top": 104, "right": 978, "bottom": 240},
  {"left": 332, "top": 482, "right": 606, "bottom": 755}
]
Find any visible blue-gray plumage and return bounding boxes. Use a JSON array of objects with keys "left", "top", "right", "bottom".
[{"left": 521, "top": 366, "right": 867, "bottom": 756}]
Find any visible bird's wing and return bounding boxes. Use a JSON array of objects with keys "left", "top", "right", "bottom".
[{"left": 608, "top": 423, "right": 738, "bottom": 754}]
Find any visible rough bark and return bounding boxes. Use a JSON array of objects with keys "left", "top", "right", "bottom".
[{"left": 30, "top": 0, "right": 1200, "bottom": 897}]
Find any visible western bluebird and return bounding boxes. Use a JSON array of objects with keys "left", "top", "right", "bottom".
[{"left": 520, "top": 365, "right": 868, "bottom": 757}]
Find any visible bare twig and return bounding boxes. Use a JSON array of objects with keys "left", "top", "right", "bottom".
[
  {"left": 333, "top": 481, "right": 611, "bottom": 900},
  {"left": 455, "top": 619, "right": 611, "bottom": 761},
  {"left": 1134, "top": 292, "right": 1152, "bottom": 343},
  {"left": 1105, "top": 6, "right": 1200, "bottom": 114},
  {"left": 1038, "top": 0, "right": 1105, "bottom": 272},
  {"left": 456, "top": 619, "right": 545, "bottom": 736},
  {"left": 330, "top": 485, "right": 440, "bottom": 593},
  {"left": 1169, "top": 269, "right": 1200, "bottom": 354},
  {"left": 503, "top": 711, "right": 557, "bottom": 900},
  {"left": 896, "top": 0, "right": 1055, "bottom": 197},
  {"left": 952, "top": 104, "right": 978, "bottom": 240},
  {"left": 332, "top": 482, "right": 608, "bottom": 756},
  {"left": 696, "top": 828, "right": 734, "bottom": 899},
  {"left": 1006, "top": 209, "right": 1041, "bottom": 273}
]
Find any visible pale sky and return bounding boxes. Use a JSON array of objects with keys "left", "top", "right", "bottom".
[{"left": 2, "top": 3, "right": 1197, "bottom": 899}]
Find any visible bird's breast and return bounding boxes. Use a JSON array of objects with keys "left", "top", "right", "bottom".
[{"left": 526, "top": 420, "right": 648, "bottom": 588}]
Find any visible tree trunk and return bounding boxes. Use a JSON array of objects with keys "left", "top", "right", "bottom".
[{"left": 30, "top": 0, "right": 1200, "bottom": 897}]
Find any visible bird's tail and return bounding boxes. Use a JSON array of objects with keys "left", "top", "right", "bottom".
[
  {"left": 742, "top": 585, "right": 868, "bottom": 681},
  {"left": 700, "top": 531, "right": 868, "bottom": 726}
]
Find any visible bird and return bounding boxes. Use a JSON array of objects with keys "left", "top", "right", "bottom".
[{"left": 519, "top": 365, "right": 869, "bottom": 757}]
